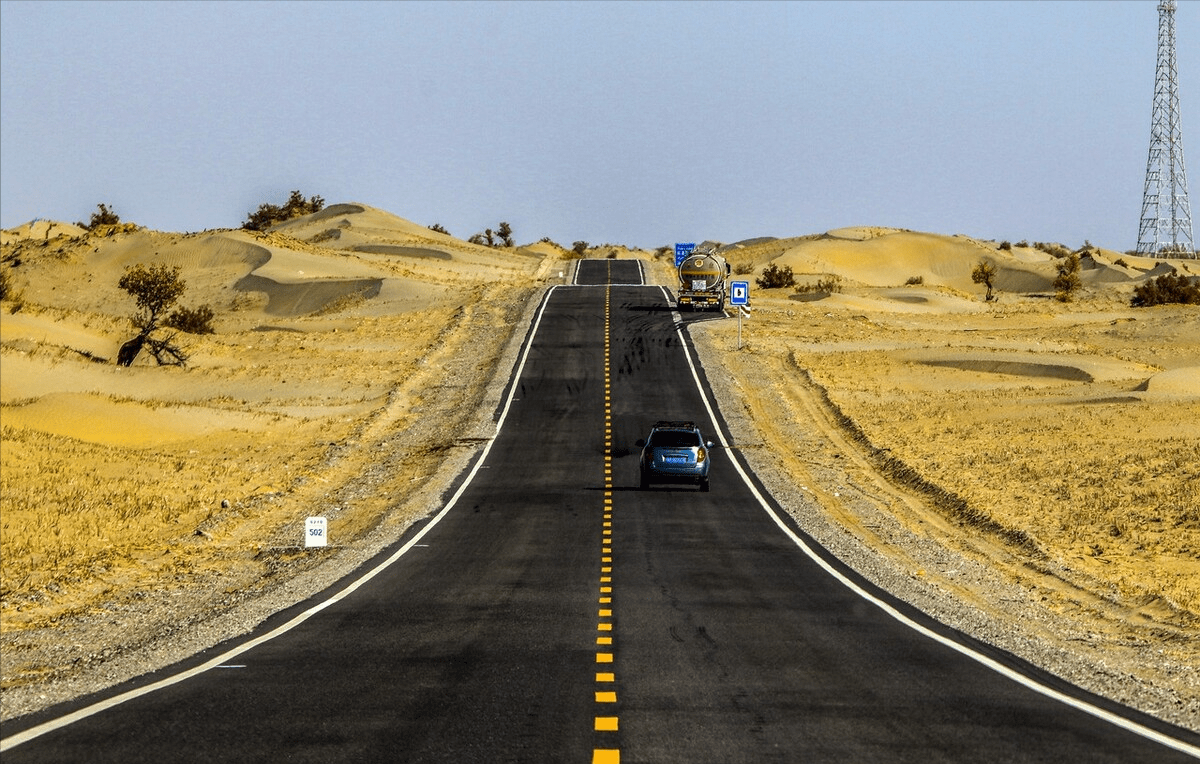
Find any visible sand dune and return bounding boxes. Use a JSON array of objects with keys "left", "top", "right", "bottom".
[
  {"left": 1140, "top": 366, "right": 1200, "bottom": 394},
  {"left": 2, "top": 211, "right": 1197, "bottom": 727},
  {"left": 726, "top": 227, "right": 1199, "bottom": 303}
]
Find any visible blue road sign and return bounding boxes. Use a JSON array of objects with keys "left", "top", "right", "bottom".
[
  {"left": 730, "top": 281, "right": 749, "bottom": 306},
  {"left": 674, "top": 243, "right": 696, "bottom": 266}
]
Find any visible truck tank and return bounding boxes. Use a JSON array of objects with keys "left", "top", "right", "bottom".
[{"left": 676, "top": 251, "right": 730, "bottom": 311}]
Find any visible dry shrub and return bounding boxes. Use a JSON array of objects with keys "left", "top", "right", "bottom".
[
  {"left": 76, "top": 203, "right": 120, "bottom": 231},
  {"left": 1053, "top": 253, "right": 1081, "bottom": 302},
  {"left": 756, "top": 263, "right": 795, "bottom": 289},
  {"left": 1132, "top": 272, "right": 1200, "bottom": 306},
  {"left": 243, "top": 190, "right": 325, "bottom": 231},
  {"left": 795, "top": 275, "right": 842, "bottom": 294},
  {"left": 165, "top": 305, "right": 216, "bottom": 334}
]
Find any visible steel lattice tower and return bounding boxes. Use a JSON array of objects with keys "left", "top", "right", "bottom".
[{"left": 1137, "top": 0, "right": 1195, "bottom": 258}]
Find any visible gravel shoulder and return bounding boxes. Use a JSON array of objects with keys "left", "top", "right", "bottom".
[
  {"left": 0, "top": 276, "right": 549, "bottom": 722},
  {"left": 689, "top": 321, "right": 1199, "bottom": 733},
  {"left": 4, "top": 259, "right": 1197, "bottom": 738}
]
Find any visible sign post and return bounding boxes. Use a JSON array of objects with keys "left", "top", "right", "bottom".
[{"left": 729, "top": 281, "right": 750, "bottom": 349}]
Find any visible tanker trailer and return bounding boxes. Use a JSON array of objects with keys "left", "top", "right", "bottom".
[{"left": 676, "top": 251, "right": 731, "bottom": 311}]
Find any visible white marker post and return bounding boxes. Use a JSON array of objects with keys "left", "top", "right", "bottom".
[
  {"left": 729, "top": 281, "right": 750, "bottom": 349},
  {"left": 305, "top": 516, "right": 327, "bottom": 548}
]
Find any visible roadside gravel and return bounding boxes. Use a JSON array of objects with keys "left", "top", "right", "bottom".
[
  {"left": 4, "top": 265, "right": 1196, "bottom": 740},
  {"left": 1, "top": 280, "right": 546, "bottom": 722},
  {"left": 688, "top": 320, "right": 1199, "bottom": 734}
]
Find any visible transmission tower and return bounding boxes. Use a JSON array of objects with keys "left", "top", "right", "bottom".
[{"left": 1137, "top": 0, "right": 1195, "bottom": 258}]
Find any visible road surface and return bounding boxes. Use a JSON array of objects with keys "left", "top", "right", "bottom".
[{"left": 4, "top": 259, "right": 1197, "bottom": 762}]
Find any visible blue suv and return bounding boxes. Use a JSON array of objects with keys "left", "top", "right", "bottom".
[{"left": 638, "top": 421, "right": 712, "bottom": 491}]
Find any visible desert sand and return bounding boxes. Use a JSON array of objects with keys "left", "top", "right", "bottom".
[{"left": 2, "top": 210, "right": 1197, "bottom": 729}]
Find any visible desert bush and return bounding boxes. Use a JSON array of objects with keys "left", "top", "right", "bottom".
[
  {"left": 1016, "top": 240, "right": 1029, "bottom": 248},
  {"left": 242, "top": 190, "right": 325, "bottom": 231},
  {"left": 756, "top": 263, "right": 796, "bottom": 289},
  {"left": 905, "top": 275, "right": 924, "bottom": 285},
  {"left": 76, "top": 203, "right": 120, "bottom": 231},
  {"left": 1053, "top": 253, "right": 1081, "bottom": 302},
  {"left": 734, "top": 263, "right": 754, "bottom": 275},
  {"left": 1033, "top": 242, "right": 1072, "bottom": 259},
  {"left": 971, "top": 260, "right": 997, "bottom": 301},
  {"left": 572, "top": 241, "right": 590, "bottom": 255},
  {"left": 466, "top": 222, "right": 514, "bottom": 248},
  {"left": 165, "top": 304, "right": 216, "bottom": 334},
  {"left": 1131, "top": 272, "right": 1200, "bottom": 306},
  {"left": 428, "top": 223, "right": 449, "bottom": 234},
  {"left": 795, "top": 275, "right": 842, "bottom": 294},
  {"left": 999, "top": 241, "right": 1012, "bottom": 251},
  {"left": 1115, "top": 258, "right": 1130, "bottom": 268}
]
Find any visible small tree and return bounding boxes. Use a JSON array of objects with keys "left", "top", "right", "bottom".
[
  {"left": 77, "top": 203, "right": 121, "bottom": 231},
  {"left": 496, "top": 221, "right": 514, "bottom": 247},
  {"left": 1053, "top": 253, "right": 1081, "bottom": 302},
  {"left": 756, "top": 263, "right": 795, "bottom": 289},
  {"left": 116, "top": 263, "right": 210, "bottom": 366},
  {"left": 972, "top": 260, "right": 997, "bottom": 301}
]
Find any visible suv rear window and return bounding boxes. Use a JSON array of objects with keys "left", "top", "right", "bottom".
[{"left": 648, "top": 430, "right": 700, "bottom": 448}]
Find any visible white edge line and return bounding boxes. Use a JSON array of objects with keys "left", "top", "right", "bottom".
[
  {"left": 671, "top": 312, "right": 1200, "bottom": 759},
  {"left": 1, "top": 285, "right": 563, "bottom": 753},
  {"left": 9, "top": 282, "right": 1195, "bottom": 757}
]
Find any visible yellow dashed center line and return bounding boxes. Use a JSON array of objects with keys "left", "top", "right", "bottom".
[{"left": 593, "top": 278, "right": 620, "bottom": 764}]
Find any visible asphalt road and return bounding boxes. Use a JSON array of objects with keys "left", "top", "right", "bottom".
[{"left": 3, "top": 259, "right": 1198, "bottom": 762}]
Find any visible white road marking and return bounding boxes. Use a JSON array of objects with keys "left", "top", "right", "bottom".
[
  {"left": 1, "top": 284, "right": 564, "bottom": 753},
  {"left": 8, "top": 280, "right": 1193, "bottom": 758},
  {"left": 671, "top": 313, "right": 1200, "bottom": 759}
]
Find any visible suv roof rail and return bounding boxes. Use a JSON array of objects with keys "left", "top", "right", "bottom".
[{"left": 652, "top": 420, "right": 698, "bottom": 430}]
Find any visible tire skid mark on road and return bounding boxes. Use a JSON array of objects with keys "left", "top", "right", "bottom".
[{"left": 593, "top": 276, "right": 620, "bottom": 764}]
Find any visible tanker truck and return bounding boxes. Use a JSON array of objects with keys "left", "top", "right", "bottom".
[{"left": 676, "top": 249, "right": 731, "bottom": 311}]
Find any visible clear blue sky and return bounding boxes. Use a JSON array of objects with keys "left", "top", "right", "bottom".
[{"left": 1, "top": 0, "right": 1194, "bottom": 251}]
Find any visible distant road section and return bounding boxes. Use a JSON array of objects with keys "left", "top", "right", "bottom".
[{"left": 4, "top": 259, "right": 1197, "bottom": 762}]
